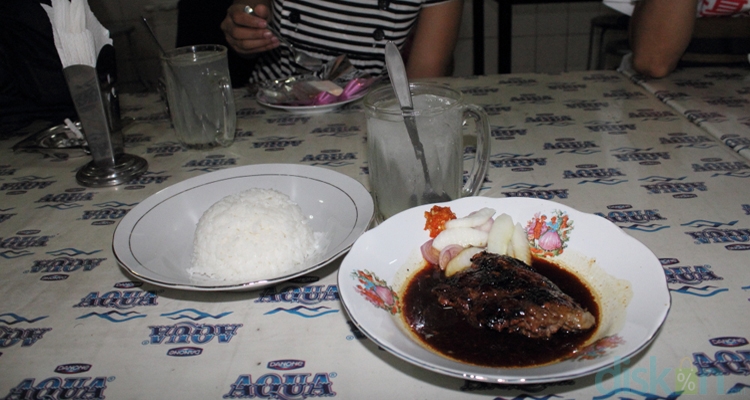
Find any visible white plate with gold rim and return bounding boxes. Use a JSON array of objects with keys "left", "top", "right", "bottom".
[
  {"left": 338, "top": 196, "right": 670, "bottom": 383},
  {"left": 114, "top": 164, "right": 373, "bottom": 291}
]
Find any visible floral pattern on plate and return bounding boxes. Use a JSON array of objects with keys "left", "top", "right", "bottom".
[
  {"left": 568, "top": 335, "right": 626, "bottom": 362},
  {"left": 352, "top": 269, "right": 400, "bottom": 315},
  {"left": 527, "top": 210, "right": 574, "bottom": 257}
]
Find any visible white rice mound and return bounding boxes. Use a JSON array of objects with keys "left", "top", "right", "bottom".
[{"left": 189, "top": 188, "right": 321, "bottom": 282}]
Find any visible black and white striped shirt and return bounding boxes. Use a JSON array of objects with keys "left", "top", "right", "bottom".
[{"left": 250, "top": 0, "right": 449, "bottom": 83}]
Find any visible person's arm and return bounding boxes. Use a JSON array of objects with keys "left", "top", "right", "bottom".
[
  {"left": 628, "top": 0, "right": 699, "bottom": 78},
  {"left": 220, "top": 0, "right": 279, "bottom": 55},
  {"left": 406, "top": 0, "right": 463, "bottom": 79}
]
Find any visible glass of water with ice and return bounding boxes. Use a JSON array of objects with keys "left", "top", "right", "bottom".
[
  {"left": 161, "top": 45, "right": 236, "bottom": 150},
  {"left": 364, "top": 83, "right": 490, "bottom": 222}
]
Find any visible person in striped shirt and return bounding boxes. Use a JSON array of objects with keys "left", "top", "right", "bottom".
[{"left": 220, "top": 0, "right": 463, "bottom": 84}]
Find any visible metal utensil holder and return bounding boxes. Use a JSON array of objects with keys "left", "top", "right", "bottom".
[{"left": 63, "top": 49, "right": 147, "bottom": 187}]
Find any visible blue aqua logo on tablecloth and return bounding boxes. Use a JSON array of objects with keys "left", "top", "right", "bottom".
[
  {"left": 223, "top": 372, "right": 335, "bottom": 399},
  {"left": 1, "top": 376, "right": 113, "bottom": 399}
]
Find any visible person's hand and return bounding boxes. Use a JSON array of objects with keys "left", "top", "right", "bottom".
[{"left": 220, "top": 2, "right": 279, "bottom": 55}]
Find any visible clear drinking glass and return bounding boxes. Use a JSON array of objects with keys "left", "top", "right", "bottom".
[
  {"left": 364, "top": 83, "right": 491, "bottom": 221},
  {"left": 161, "top": 45, "right": 236, "bottom": 149}
]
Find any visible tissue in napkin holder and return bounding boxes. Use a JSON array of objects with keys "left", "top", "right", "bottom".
[
  {"left": 43, "top": 0, "right": 124, "bottom": 164},
  {"left": 64, "top": 58, "right": 148, "bottom": 187},
  {"left": 64, "top": 63, "right": 122, "bottom": 166},
  {"left": 42, "top": 0, "right": 112, "bottom": 68},
  {"left": 43, "top": 0, "right": 147, "bottom": 186}
]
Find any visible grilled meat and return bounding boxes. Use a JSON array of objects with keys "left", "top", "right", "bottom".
[{"left": 432, "top": 252, "right": 595, "bottom": 338}]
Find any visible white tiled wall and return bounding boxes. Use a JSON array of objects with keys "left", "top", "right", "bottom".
[
  {"left": 88, "top": 0, "right": 626, "bottom": 93},
  {"left": 452, "top": 1, "right": 625, "bottom": 76}
]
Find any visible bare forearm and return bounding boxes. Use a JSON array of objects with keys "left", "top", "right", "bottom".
[
  {"left": 628, "top": 0, "right": 698, "bottom": 77},
  {"left": 406, "top": 0, "right": 463, "bottom": 79}
]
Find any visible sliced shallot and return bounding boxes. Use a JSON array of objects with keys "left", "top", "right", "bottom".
[
  {"left": 438, "top": 244, "right": 464, "bottom": 270},
  {"left": 421, "top": 240, "right": 440, "bottom": 265}
]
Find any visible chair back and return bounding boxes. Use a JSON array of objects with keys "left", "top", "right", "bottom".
[{"left": 680, "top": 17, "right": 750, "bottom": 66}]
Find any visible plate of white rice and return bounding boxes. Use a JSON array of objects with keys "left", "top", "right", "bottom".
[{"left": 113, "top": 164, "right": 374, "bottom": 291}]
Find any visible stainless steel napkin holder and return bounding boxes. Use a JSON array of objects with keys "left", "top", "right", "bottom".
[{"left": 63, "top": 45, "right": 147, "bottom": 187}]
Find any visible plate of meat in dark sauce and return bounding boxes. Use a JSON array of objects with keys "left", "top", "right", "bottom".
[{"left": 338, "top": 197, "right": 670, "bottom": 383}]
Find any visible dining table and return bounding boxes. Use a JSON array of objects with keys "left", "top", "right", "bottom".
[
  {"left": 1, "top": 66, "right": 749, "bottom": 399},
  {"left": 620, "top": 57, "right": 750, "bottom": 160}
]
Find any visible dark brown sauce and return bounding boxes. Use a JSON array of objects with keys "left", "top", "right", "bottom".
[{"left": 401, "top": 257, "right": 598, "bottom": 368}]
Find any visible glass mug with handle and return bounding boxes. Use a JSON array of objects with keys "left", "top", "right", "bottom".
[
  {"left": 161, "top": 44, "right": 236, "bottom": 149},
  {"left": 364, "top": 82, "right": 491, "bottom": 222}
]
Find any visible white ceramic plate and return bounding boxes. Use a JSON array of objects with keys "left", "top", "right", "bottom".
[
  {"left": 256, "top": 92, "right": 365, "bottom": 114},
  {"left": 114, "top": 164, "right": 373, "bottom": 291},
  {"left": 338, "top": 196, "right": 670, "bottom": 384}
]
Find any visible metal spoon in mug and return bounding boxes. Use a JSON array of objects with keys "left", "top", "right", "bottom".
[
  {"left": 243, "top": 6, "right": 324, "bottom": 71},
  {"left": 384, "top": 41, "right": 451, "bottom": 205},
  {"left": 141, "top": 16, "right": 168, "bottom": 56}
]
